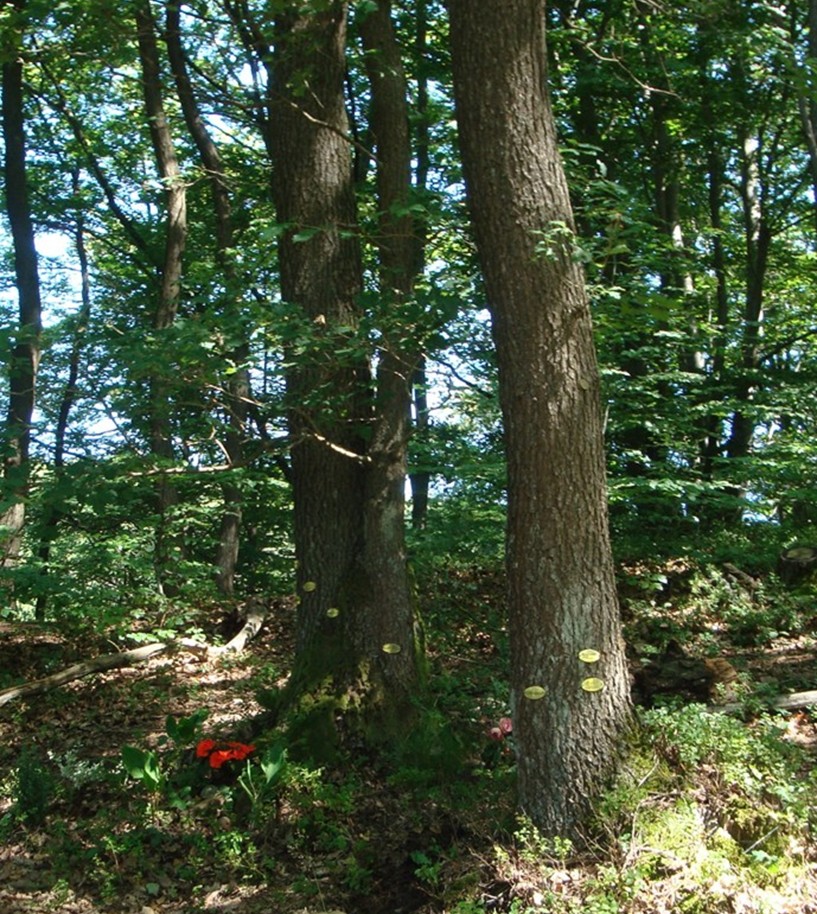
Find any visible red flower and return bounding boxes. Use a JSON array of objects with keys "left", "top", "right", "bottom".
[
  {"left": 487, "top": 718, "right": 513, "bottom": 741},
  {"left": 197, "top": 739, "right": 256, "bottom": 768},
  {"left": 196, "top": 739, "right": 216, "bottom": 758},
  {"left": 209, "top": 749, "right": 234, "bottom": 769},
  {"left": 226, "top": 741, "right": 256, "bottom": 760}
]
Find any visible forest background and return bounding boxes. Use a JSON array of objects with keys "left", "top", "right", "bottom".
[{"left": 1, "top": 1, "right": 817, "bottom": 913}]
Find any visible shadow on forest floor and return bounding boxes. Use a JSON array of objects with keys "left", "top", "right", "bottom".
[{"left": 1, "top": 559, "right": 816, "bottom": 914}]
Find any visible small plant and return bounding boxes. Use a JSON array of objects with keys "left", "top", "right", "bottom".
[
  {"left": 121, "top": 710, "right": 212, "bottom": 806},
  {"left": 236, "top": 741, "right": 286, "bottom": 811},
  {"left": 14, "top": 746, "right": 55, "bottom": 825},
  {"left": 121, "top": 745, "right": 164, "bottom": 794},
  {"left": 514, "top": 815, "right": 574, "bottom": 865},
  {"left": 411, "top": 847, "right": 444, "bottom": 888}
]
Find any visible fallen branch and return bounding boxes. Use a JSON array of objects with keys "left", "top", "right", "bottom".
[
  {"left": 0, "top": 598, "right": 270, "bottom": 708},
  {"left": 216, "top": 596, "right": 268, "bottom": 654},
  {"left": 766, "top": 689, "right": 817, "bottom": 711},
  {"left": 0, "top": 641, "right": 171, "bottom": 707},
  {"left": 716, "top": 688, "right": 817, "bottom": 715}
]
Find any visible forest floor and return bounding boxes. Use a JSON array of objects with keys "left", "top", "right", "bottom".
[{"left": 1, "top": 559, "right": 816, "bottom": 914}]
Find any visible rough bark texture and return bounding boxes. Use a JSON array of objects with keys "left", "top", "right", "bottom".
[
  {"left": 448, "top": 0, "right": 632, "bottom": 837},
  {"left": 357, "top": 0, "right": 422, "bottom": 697},
  {"left": 1, "top": 29, "right": 43, "bottom": 569},
  {"left": 270, "top": 2, "right": 419, "bottom": 703}
]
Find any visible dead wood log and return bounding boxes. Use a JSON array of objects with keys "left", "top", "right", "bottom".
[
  {"left": 0, "top": 641, "right": 171, "bottom": 707},
  {"left": 714, "top": 688, "right": 817, "bottom": 715},
  {"left": 210, "top": 596, "right": 268, "bottom": 655},
  {"left": 758, "top": 689, "right": 817, "bottom": 711},
  {"left": 0, "top": 598, "right": 269, "bottom": 708}
]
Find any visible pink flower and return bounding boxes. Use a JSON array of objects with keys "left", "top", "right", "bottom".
[
  {"left": 499, "top": 717, "right": 513, "bottom": 735},
  {"left": 488, "top": 727, "right": 504, "bottom": 741}
]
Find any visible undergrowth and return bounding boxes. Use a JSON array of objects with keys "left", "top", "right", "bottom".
[{"left": 0, "top": 560, "right": 815, "bottom": 913}]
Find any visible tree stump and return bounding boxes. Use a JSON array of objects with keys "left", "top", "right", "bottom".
[{"left": 777, "top": 545, "right": 817, "bottom": 586}]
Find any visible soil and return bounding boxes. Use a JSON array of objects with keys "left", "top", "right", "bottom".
[{"left": 1, "top": 565, "right": 816, "bottom": 914}]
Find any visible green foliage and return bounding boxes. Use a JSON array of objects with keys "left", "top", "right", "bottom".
[
  {"left": 236, "top": 741, "right": 287, "bottom": 821},
  {"left": 120, "top": 745, "right": 164, "bottom": 794},
  {"left": 13, "top": 746, "right": 54, "bottom": 825}
]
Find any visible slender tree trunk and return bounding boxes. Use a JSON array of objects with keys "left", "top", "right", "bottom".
[
  {"left": 408, "top": 0, "right": 431, "bottom": 530},
  {"left": 698, "top": 144, "right": 730, "bottom": 485},
  {"left": 36, "top": 168, "right": 91, "bottom": 618},
  {"left": 796, "top": 0, "right": 817, "bottom": 236},
  {"left": 448, "top": 0, "right": 631, "bottom": 838},
  {"left": 1, "top": 29, "right": 43, "bottom": 571},
  {"left": 166, "top": 0, "right": 249, "bottom": 596},
  {"left": 357, "top": 0, "right": 423, "bottom": 693},
  {"left": 725, "top": 132, "right": 769, "bottom": 467},
  {"left": 136, "top": 0, "right": 188, "bottom": 590}
]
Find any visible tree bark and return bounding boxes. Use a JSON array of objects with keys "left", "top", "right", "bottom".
[
  {"left": 408, "top": 0, "right": 431, "bottom": 530},
  {"left": 725, "top": 132, "right": 770, "bottom": 470},
  {"left": 270, "top": 1, "right": 420, "bottom": 707},
  {"left": 165, "top": 0, "right": 249, "bottom": 596},
  {"left": 448, "top": 0, "right": 632, "bottom": 838},
  {"left": 136, "top": 0, "right": 188, "bottom": 589},
  {"left": 1, "top": 17, "right": 43, "bottom": 571},
  {"left": 357, "top": 0, "right": 423, "bottom": 698}
]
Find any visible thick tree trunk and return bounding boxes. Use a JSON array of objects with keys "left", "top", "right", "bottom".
[
  {"left": 1, "top": 35, "right": 43, "bottom": 571},
  {"left": 449, "top": 0, "right": 632, "bottom": 838},
  {"left": 270, "top": 2, "right": 420, "bottom": 706}
]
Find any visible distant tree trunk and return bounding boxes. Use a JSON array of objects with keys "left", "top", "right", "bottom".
[
  {"left": 357, "top": 0, "right": 423, "bottom": 691},
  {"left": 1, "top": 28, "right": 43, "bottom": 571},
  {"left": 796, "top": 0, "right": 817, "bottom": 236},
  {"left": 410, "top": 364, "right": 430, "bottom": 529},
  {"left": 270, "top": 1, "right": 420, "bottom": 708},
  {"left": 136, "top": 0, "right": 188, "bottom": 590},
  {"left": 36, "top": 168, "right": 91, "bottom": 619},
  {"left": 725, "top": 132, "right": 769, "bottom": 471},
  {"left": 166, "top": 0, "right": 249, "bottom": 596},
  {"left": 408, "top": 0, "right": 431, "bottom": 530},
  {"left": 449, "top": 0, "right": 632, "bottom": 838}
]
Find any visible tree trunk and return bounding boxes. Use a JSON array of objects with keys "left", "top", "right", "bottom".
[
  {"left": 36, "top": 168, "right": 91, "bottom": 619},
  {"left": 166, "top": 0, "right": 249, "bottom": 596},
  {"left": 270, "top": 1, "right": 420, "bottom": 709},
  {"left": 448, "top": 0, "right": 632, "bottom": 838},
  {"left": 408, "top": 0, "right": 431, "bottom": 530},
  {"left": 357, "top": 0, "right": 423, "bottom": 697},
  {"left": 724, "top": 133, "right": 770, "bottom": 475},
  {"left": 1, "top": 25, "right": 43, "bottom": 571},
  {"left": 136, "top": 0, "right": 188, "bottom": 590}
]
